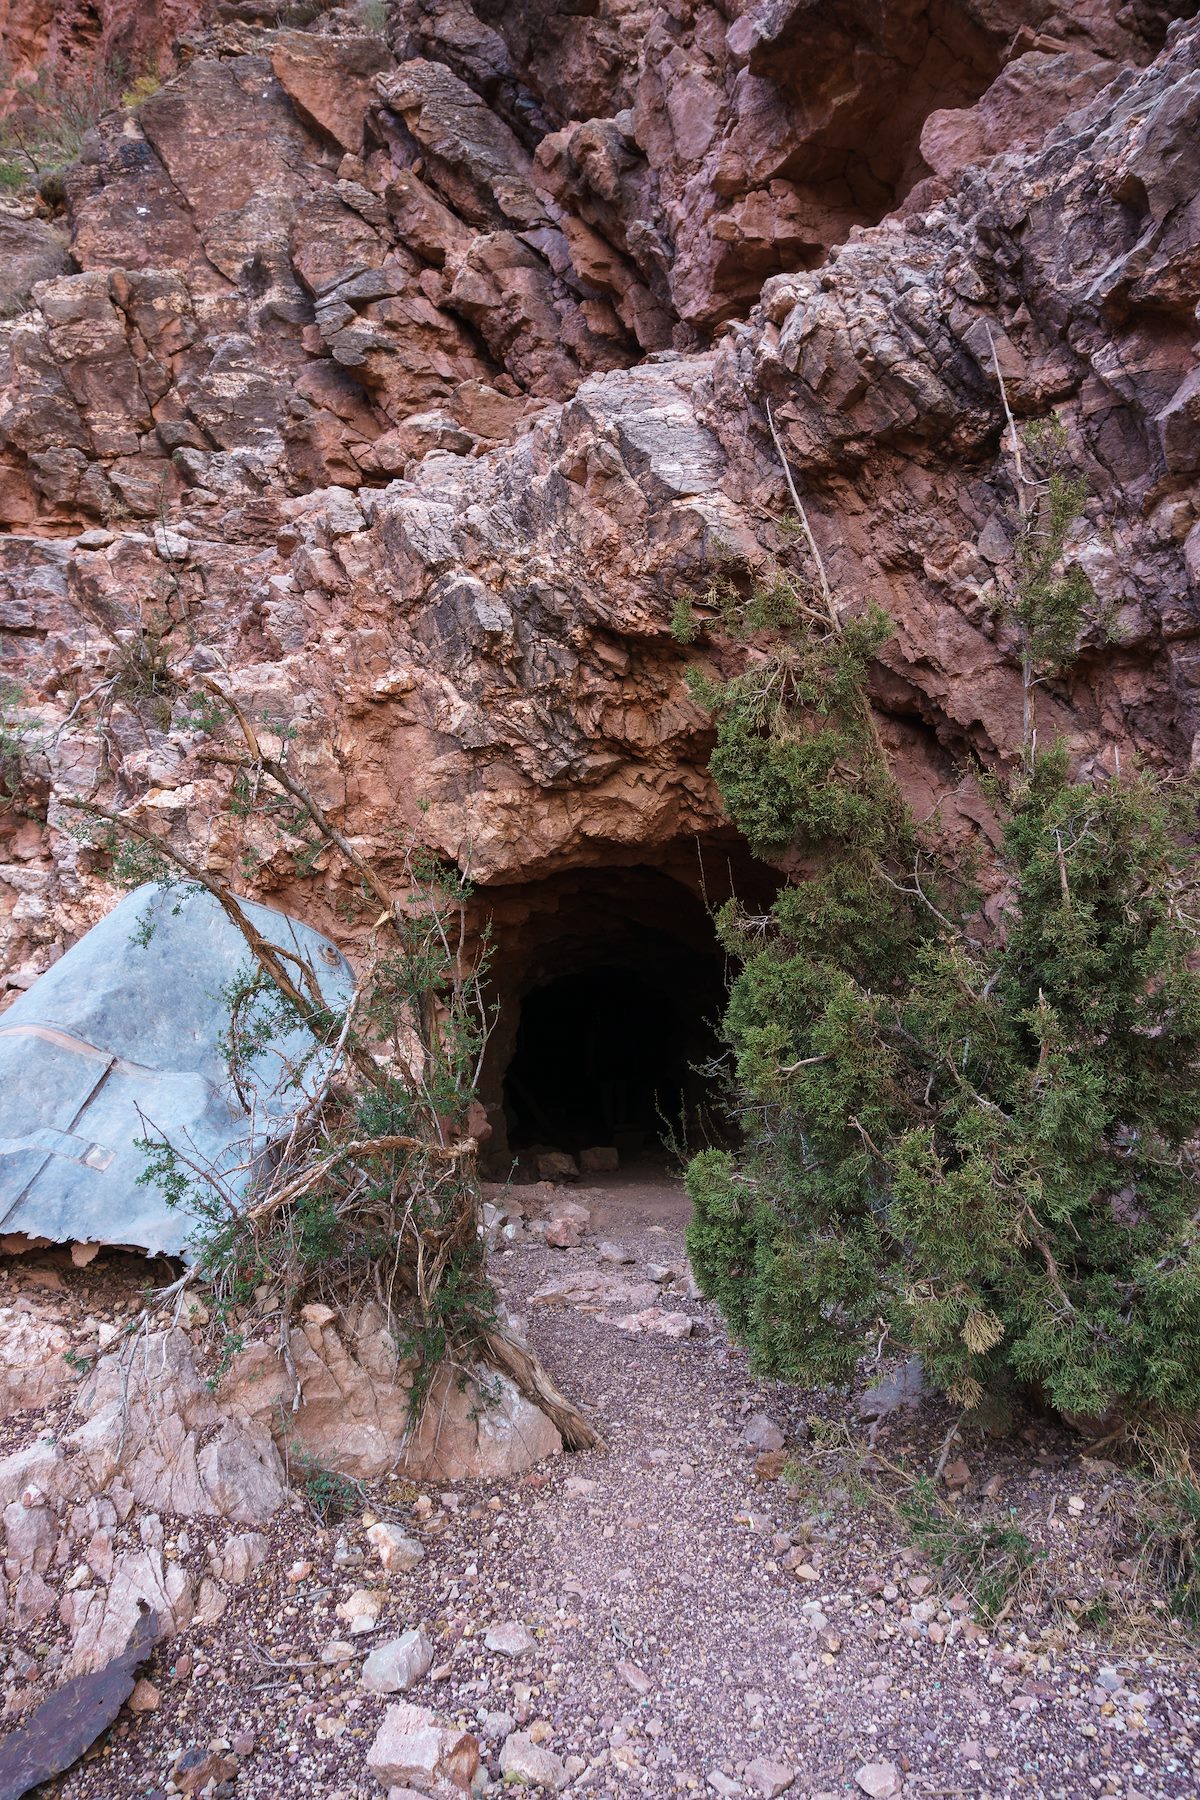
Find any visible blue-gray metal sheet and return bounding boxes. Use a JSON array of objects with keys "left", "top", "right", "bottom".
[{"left": 0, "top": 883, "right": 355, "bottom": 1258}]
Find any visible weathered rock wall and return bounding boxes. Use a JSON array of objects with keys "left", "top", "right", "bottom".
[
  {"left": 0, "top": 0, "right": 212, "bottom": 100},
  {"left": 0, "top": 0, "right": 1197, "bottom": 990}
]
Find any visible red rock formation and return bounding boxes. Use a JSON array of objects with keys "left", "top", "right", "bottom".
[
  {"left": 534, "top": 0, "right": 1182, "bottom": 329},
  {"left": 0, "top": 0, "right": 1196, "bottom": 994},
  {"left": 0, "top": 0, "right": 212, "bottom": 98}
]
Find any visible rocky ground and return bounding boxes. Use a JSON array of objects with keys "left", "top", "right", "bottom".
[{"left": 2, "top": 1166, "right": 1198, "bottom": 1800}]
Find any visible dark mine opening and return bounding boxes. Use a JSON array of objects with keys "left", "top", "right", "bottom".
[
  {"left": 503, "top": 953, "right": 722, "bottom": 1157},
  {"left": 476, "top": 848, "right": 779, "bottom": 1172}
]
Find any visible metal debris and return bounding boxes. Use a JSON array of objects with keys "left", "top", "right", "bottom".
[{"left": 0, "top": 884, "right": 354, "bottom": 1258}]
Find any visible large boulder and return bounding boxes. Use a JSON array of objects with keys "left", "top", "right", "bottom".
[
  {"left": 221, "top": 1300, "right": 563, "bottom": 1481},
  {"left": 0, "top": 215, "right": 73, "bottom": 318},
  {"left": 69, "top": 1327, "right": 287, "bottom": 1524}
]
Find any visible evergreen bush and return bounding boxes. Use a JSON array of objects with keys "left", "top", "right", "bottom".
[{"left": 686, "top": 407, "right": 1200, "bottom": 1430}]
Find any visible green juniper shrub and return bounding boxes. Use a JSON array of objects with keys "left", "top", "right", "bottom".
[
  {"left": 0, "top": 679, "right": 38, "bottom": 814},
  {"left": 686, "top": 417, "right": 1200, "bottom": 1431},
  {"left": 670, "top": 596, "right": 699, "bottom": 645}
]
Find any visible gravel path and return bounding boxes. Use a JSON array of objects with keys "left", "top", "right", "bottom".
[{"left": 11, "top": 1168, "right": 1199, "bottom": 1800}]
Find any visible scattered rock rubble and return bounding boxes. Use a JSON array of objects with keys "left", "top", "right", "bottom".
[{"left": 0, "top": 1167, "right": 1197, "bottom": 1799}]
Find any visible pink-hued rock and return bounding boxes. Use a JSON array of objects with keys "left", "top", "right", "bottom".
[
  {"left": 919, "top": 48, "right": 1118, "bottom": 179},
  {"left": 63, "top": 1549, "right": 193, "bottom": 1675},
  {"left": 0, "top": 1305, "right": 72, "bottom": 1417},
  {"left": 366, "top": 1522, "right": 426, "bottom": 1573},
  {"left": 361, "top": 1628, "right": 435, "bottom": 1695},
  {"left": 270, "top": 30, "right": 392, "bottom": 154},
  {"left": 221, "top": 1303, "right": 560, "bottom": 1482},
  {"left": 532, "top": 0, "right": 1161, "bottom": 330},
  {"left": 69, "top": 1329, "right": 286, "bottom": 1526},
  {"left": 400, "top": 1362, "right": 563, "bottom": 1482},
  {"left": 614, "top": 1310, "right": 695, "bottom": 1340},
  {"left": 366, "top": 1701, "right": 479, "bottom": 1791},
  {"left": 220, "top": 1301, "right": 420, "bottom": 1482}
]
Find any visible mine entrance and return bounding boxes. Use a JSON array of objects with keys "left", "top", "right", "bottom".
[
  {"left": 503, "top": 950, "right": 721, "bottom": 1158},
  {"left": 476, "top": 850, "right": 776, "bottom": 1170}
]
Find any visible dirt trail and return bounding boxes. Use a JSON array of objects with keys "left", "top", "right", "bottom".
[
  {"left": 485, "top": 1172, "right": 1199, "bottom": 1800},
  {"left": 6, "top": 1167, "right": 1198, "bottom": 1799}
]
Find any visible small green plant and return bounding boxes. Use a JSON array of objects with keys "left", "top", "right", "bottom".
[
  {"left": 355, "top": 0, "right": 391, "bottom": 30},
  {"left": 294, "top": 1453, "right": 363, "bottom": 1524},
  {"left": 782, "top": 1419, "right": 876, "bottom": 1516},
  {"left": 109, "top": 636, "right": 177, "bottom": 722},
  {"left": 180, "top": 686, "right": 230, "bottom": 738},
  {"left": 120, "top": 72, "right": 161, "bottom": 109},
  {"left": 396, "top": 1249, "right": 502, "bottom": 1418},
  {"left": 50, "top": 491, "right": 198, "bottom": 744},
  {"left": 0, "top": 679, "right": 38, "bottom": 814},
  {"left": 900, "top": 1475, "right": 1038, "bottom": 1622},
  {"left": 670, "top": 596, "right": 699, "bottom": 645},
  {"left": 1138, "top": 1466, "right": 1200, "bottom": 1622},
  {"left": 1073, "top": 1593, "right": 1113, "bottom": 1633}
]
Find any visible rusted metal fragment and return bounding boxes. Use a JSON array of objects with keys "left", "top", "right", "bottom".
[{"left": 0, "top": 1605, "right": 159, "bottom": 1800}]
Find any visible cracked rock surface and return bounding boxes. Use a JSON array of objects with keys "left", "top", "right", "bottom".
[{"left": 0, "top": 1, "right": 1196, "bottom": 985}]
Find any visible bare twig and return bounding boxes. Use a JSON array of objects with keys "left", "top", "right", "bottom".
[
  {"left": 985, "top": 325, "right": 1028, "bottom": 523},
  {"left": 764, "top": 397, "right": 839, "bottom": 634},
  {"left": 1053, "top": 829, "right": 1071, "bottom": 905},
  {"left": 198, "top": 676, "right": 401, "bottom": 921},
  {"left": 877, "top": 865, "right": 960, "bottom": 936},
  {"left": 985, "top": 324, "right": 1038, "bottom": 764},
  {"left": 933, "top": 1417, "right": 962, "bottom": 1482}
]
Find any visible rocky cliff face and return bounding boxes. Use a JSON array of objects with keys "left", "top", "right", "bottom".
[
  {"left": 0, "top": 0, "right": 1198, "bottom": 1021},
  {"left": 0, "top": 0, "right": 211, "bottom": 99}
]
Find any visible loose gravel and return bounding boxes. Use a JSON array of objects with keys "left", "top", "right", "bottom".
[{"left": 4, "top": 1168, "right": 1196, "bottom": 1800}]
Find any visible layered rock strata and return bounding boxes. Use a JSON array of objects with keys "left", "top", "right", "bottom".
[{"left": 0, "top": 0, "right": 1195, "bottom": 994}]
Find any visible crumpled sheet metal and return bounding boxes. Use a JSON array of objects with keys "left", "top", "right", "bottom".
[{"left": 0, "top": 883, "right": 354, "bottom": 1258}]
